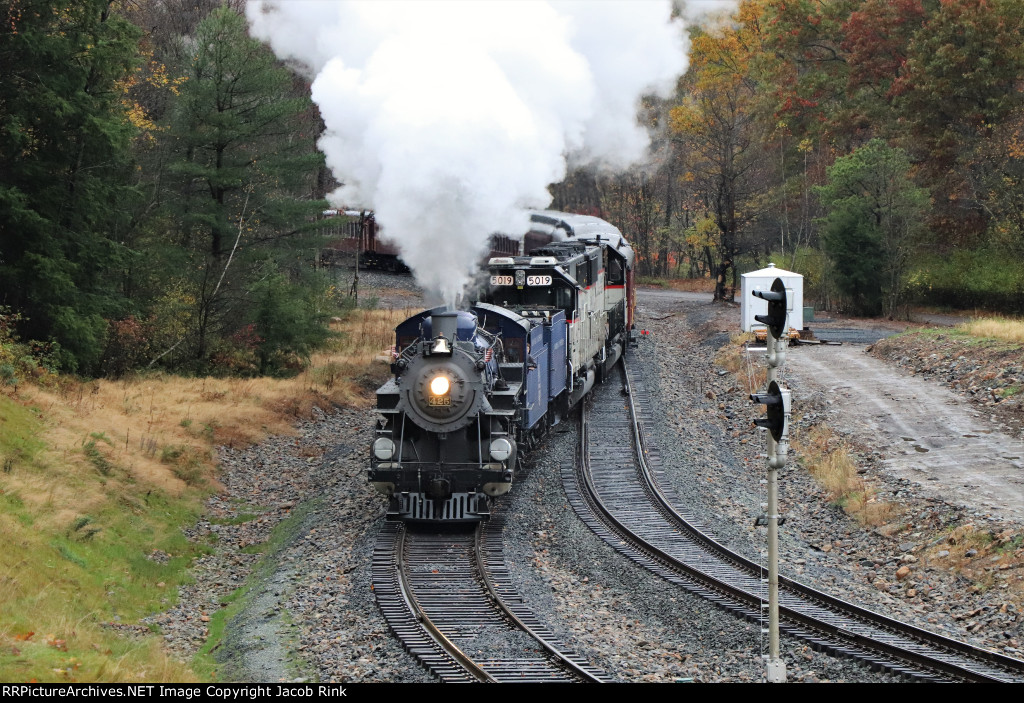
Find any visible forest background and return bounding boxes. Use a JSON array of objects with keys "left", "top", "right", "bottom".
[{"left": 3, "top": 0, "right": 1024, "bottom": 379}]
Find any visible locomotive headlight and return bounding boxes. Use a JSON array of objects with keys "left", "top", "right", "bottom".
[
  {"left": 373, "top": 437, "right": 395, "bottom": 460},
  {"left": 429, "top": 375, "right": 450, "bottom": 396},
  {"left": 489, "top": 437, "right": 513, "bottom": 462}
]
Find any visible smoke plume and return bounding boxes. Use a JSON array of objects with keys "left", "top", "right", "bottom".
[{"left": 246, "top": 1, "right": 689, "bottom": 304}]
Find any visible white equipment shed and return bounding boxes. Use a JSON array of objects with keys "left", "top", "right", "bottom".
[{"left": 740, "top": 263, "right": 804, "bottom": 334}]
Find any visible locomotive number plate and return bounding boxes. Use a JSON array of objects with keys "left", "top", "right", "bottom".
[
  {"left": 526, "top": 275, "right": 552, "bottom": 286},
  {"left": 490, "top": 275, "right": 514, "bottom": 286},
  {"left": 428, "top": 396, "right": 451, "bottom": 406}
]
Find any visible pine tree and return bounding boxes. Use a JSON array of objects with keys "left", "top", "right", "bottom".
[
  {"left": 0, "top": 0, "right": 142, "bottom": 371},
  {"left": 158, "top": 6, "right": 326, "bottom": 368}
]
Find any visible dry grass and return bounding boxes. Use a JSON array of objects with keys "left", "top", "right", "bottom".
[
  {"left": 665, "top": 277, "right": 716, "bottom": 293},
  {"left": 921, "top": 524, "right": 1024, "bottom": 597},
  {"left": 0, "top": 303, "right": 418, "bottom": 681},
  {"left": 715, "top": 332, "right": 767, "bottom": 394},
  {"left": 959, "top": 316, "right": 1024, "bottom": 345},
  {"left": 792, "top": 425, "right": 895, "bottom": 527},
  {"left": 9, "top": 306, "right": 413, "bottom": 526},
  {"left": 638, "top": 276, "right": 716, "bottom": 294}
]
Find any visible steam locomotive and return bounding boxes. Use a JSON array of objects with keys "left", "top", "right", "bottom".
[{"left": 367, "top": 211, "right": 635, "bottom": 521}]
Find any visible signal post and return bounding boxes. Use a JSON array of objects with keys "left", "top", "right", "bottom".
[{"left": 751, "top": 278, "right": 792, "bottom": 683}]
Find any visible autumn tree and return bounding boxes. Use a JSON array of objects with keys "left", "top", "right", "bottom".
[
  {"left": 894, "top": 0, "right": 1024, "bottom": 168},
  {"left": 670, "top": 5, "right": 769, "bottom": 300},
  {"left": 840, "top": 0, "right": 925, "bottom": 131},
  {"left": 968, "top": 106, "right": 1024, "bottom": 256},
  {"left": 757, "top": 0, "right": 856, "bottom": 142},
  {"left": 891, "top": 0, "right": 1024, "bottom": 244}
]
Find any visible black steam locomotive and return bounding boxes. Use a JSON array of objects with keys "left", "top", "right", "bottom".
[{"left": 367, "top": 211, "right": 635, "bottom": 521}]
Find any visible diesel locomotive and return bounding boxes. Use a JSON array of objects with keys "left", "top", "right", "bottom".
[{"left": 367, "top": 211, "right": 635, "bottom": 521}]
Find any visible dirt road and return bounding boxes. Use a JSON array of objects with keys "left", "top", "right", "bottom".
[{"left": 785, "top": 344, "right": 1024, "bottom": 524}]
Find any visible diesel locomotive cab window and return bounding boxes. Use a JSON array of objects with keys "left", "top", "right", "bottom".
[
  {"left": 575, "top": 262, "right": 591, "bottom": 288},
  {"left": 607, "top": 257, "right": 623, "bottom": 285},
  {"left": 488, "top": 274, "right": 573, "bottom": 315}
]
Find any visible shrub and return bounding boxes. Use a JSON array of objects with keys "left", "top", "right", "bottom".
[
  {"left": 101, "top": 316, "right": 153, "bottom": 378},
  {"left": 905, "top": 248, "right": 1024, "bottom": 313},
  {"left": 159, "top": 444, "right": 208, "bottom": 487},
  {"left": 248, "top": 272, "right": 333, "bottom": 376}
]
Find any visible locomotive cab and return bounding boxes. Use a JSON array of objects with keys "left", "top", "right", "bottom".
[{"left": 481, "top": 239, "right": 605, "bottom": 408}]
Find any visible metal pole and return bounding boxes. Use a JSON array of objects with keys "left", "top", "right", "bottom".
[
  {"left": 765, "top": 335, "right": 787, "bottom": 683},
  {"left": 766, "top": 433, "right": 785, "bottom": 682}
]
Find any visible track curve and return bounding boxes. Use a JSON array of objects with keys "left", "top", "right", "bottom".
[{"left": 563, "top": 351, "right": 1024, "bottom": 682}]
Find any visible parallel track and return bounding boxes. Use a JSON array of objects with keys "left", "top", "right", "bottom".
[
  {"left": 563, "top": 351, "right": 1024, "bottom": 682},
  {"left": 372, "top": 515, "right": 609, "bottom": 682}
]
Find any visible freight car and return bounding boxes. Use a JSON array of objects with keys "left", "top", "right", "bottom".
[{"left": 319, "top": 211, "right": 554, "bottom": 272}]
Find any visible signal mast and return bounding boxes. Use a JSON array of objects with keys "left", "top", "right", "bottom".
[{"left": 750, "top": 278, "right": 792, "bottom": 683}]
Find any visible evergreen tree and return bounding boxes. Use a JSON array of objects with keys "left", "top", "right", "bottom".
[
  {"left": 157, "top": 6, "right": 326, "bottom": 369},
  {"left": 816, "top": 140, "right": 928, "bottom": 317},
  {"left": 0, "top": 0, "right": 142, "bottom": 371}
]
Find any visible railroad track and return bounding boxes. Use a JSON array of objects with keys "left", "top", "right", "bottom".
[
  {"left": 372, "top": 513, "right": 609, "bottom": 682},
  {"left": 562, "top": 351, "right": 1024, "bottom": 682}
]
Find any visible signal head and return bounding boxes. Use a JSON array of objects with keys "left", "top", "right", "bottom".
[
  {"left": 752, "top": 277, "right": 788, "bottom": 340},
  {"left": 750, "top": 380, "right": 791, "bottom": 442}
]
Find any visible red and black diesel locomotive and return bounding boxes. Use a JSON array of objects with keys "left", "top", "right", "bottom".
[{"left": 320, "top": 210, "right": 552, "bottom": 272}]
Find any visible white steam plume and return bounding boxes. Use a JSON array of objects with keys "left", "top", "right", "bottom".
[{"left": 246, "top": 1, "right": 688, "bottom": 305}]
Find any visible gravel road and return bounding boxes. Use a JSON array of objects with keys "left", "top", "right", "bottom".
[
  {"left": 148, "top": 275, "right": 1024, "bottom": 683},
  {"left": 785, "top": 345, "right": 1024, "bottom": 523}
]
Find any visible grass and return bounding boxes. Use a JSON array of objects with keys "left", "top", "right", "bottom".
[
  {"left": 0, "top": 480, "right": 207, "bottom": 682},
  {"left": 900, "top": 315, "right": 1024, "bottom": 347},
  {"left": 923, "top": 524, "right": 1024, "bottom": 596},
  {"left": 959, "top": 316, "right": 1024, "bottom": 345},
  {"left": 714, "top": 332, "right": 766, "bottom": 394},
  {"left": 791, "top": 425, "right": 895, "bottom": 527},
  {"left": 0, "top": 304, "right": 416, "bottom": 682}
]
